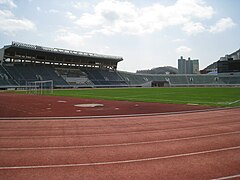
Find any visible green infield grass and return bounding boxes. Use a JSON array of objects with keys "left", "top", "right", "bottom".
[{"left": 46, "top": 87, "right": 240, "bottom": 107}]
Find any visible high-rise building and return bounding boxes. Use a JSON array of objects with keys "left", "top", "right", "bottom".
[
  {"left": 192, "top": 60, "right": 200, "bottom": 74},
  {"left": 178, "top": 56, "right": 186, "bottom": 74},
  {"left": 178, "top": 56, "right": 199, "bottom": 74}
]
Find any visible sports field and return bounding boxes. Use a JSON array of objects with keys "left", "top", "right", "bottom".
[
  {"left": 1, "top": 87, "right": 240, "bottom": 179},
  {"left": 49, "top": 87, "right": 240, "bottom": 107}
]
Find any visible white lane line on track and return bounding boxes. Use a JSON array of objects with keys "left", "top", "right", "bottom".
[
  {"left": 211, "top": 174, "right": 240, "bottom": 180},
  {"left": 0, "top": 131, "right": 239, "bottom": 151},
  {"left": 1, "top": 121, "right": 240, "bottom": 139},
  {"left": 0, "top": 145, "right": 239, "bottom": 170},
  {"left": 0, "top": 117, "right": 239, "bottom": 131},
  {"left": 0, "top": 120, "right": 188, "bottom": 131}
]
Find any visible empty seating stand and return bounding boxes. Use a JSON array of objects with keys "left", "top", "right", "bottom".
[
  {"left": 2, "top": 63, "right": 239, "bottom": 89},
  {"left": 80, "top": 68, "right": 127, "bottom": 86},
  {"left": 0, "top": 65, "right": 18, "bottom": 87},
  {"left": 2, "top": 63, "right": 68, "bottom": 87}
]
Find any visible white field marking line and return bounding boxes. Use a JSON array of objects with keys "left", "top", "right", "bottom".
[
  {"left": 228, "top": 99, "right": 240, "bottom": 105},
  {"left": 211, "top": 174, "right": 240, "bottom": 180},
  {"left": 1, "top": 121, "right": 240, "bottom": 139},
  {"left": 187, "top": 103, "right": 199, "bottom": 106},
  {"left": 111, "top": 96, "right": 229, "bottom": 106},
  {"left": 0, "top": 146, "right": 239, "bottom": 170},
  {"left": 1, "top": 131, "right": 239, "bottom": 151},
  {"left": 117, "top": 92, "right": 179, "bottom": 98},
  {"left": 94, "top": 94, "right": 206, "bottom": 104}
]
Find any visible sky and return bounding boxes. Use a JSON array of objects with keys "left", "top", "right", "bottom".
[{"left": 0, "top": 0, "right": 239, "bottom": 72}]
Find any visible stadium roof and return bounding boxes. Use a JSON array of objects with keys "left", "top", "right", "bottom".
[
  {"left": 1, "top": 42, "right": 123, "bottom": 68},
  {"left": 229, "top": 48, "right": 240, "bottom": 58}
]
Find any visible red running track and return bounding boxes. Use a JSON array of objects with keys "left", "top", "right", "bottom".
[{"left": 0, "top": 108, "right": 239, "bottom": 180}]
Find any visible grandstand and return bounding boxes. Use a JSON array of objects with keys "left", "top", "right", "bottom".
[
  {"left": 118, "top": 71, "right": 228, "bottom": 87},
  {"left": 0, "top": 42, "right": 126, "bottom": 89},
  {"left": 0, "top": 41, "right": 240, "bottom": 89}
]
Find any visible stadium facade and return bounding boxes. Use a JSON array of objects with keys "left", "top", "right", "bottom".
[{"left": 0, "top": 42, "right": 240, "bottom": 89}]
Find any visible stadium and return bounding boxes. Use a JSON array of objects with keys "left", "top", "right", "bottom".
[
  {"left": 0, "top": 42, "right": 240, "bottom": 179},
  {"left": 1, "top": 42, "right": 240, "bottom": 90}
]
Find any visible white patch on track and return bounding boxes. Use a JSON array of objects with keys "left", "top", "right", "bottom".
[
  {"left": 74, "top": 104, "right": 104, "bottom": 108},
  {"left": 57, "top": 100, "right": 67, "bottom": 103}
]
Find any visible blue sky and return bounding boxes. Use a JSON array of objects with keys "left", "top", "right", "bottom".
[{"left": 0, "top": 0, "right": 239, "bottom": 72}]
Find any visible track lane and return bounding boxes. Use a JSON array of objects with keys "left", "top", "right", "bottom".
[
  {"left": 0, "top": 117, "right": 239, "bottom": 137},
  {"left": 0, "top": 108, "right": 239, "bottom": 179},
  {"left": 0, "top": 146, "right": 239, "bottom": 180},
  {"left": 0, "top": 132, "right": 239, "bottom": 167},
  {"left": 0, "top": 123, "right": 239, "bottom": 148},
  {"left": 0, "top": 108, "right": 239, "bottom": 130},
  {"left": 1, "top": 131, "right": 239, "bottom": 151}
]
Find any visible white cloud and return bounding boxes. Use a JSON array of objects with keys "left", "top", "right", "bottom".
[
  {"left": 36, "top": 6, "right": 41, "bottom": 12},
  {"left": 73, "top": 0, "right": 214, "bottom": 35},
  {"left": 48, "top": 9, "right": 59, "bottom": 13},
  {"left": 175, "top": 0, "right": 214, "bottom": 19},
  {"left": 65, "top": 12, "right": 77, "bottom": 20},
  {"left": 176, "top": 46, "right": 192, "bottom": 53},
  {"left": 0, "top": 0, "right": 17, "bottom": 8},
  {"left": 55, "top": 28, "right": 87, "bottom": 49},
  {"left": 172, "top": 38, "right": 185, "bottom": 43},
  {"left": 209, "top": 17, "right": 236, "bottom": 33},
  {"left": 182, "top": 22, "right": 206, "bottom": 35},
  {"left": 0, "top": 9, "right": 36, "bottom": 33},
  {"left": 72, "top": 2, "right": 91, "bottom": 10},
  {"left": 0, "top": 9, "right": 13, "bottom": 17},
  {"left": 75, "top": 0, "right": 137, "bottom": 32}
]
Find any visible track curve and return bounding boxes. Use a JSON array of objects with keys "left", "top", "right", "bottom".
[{"left": 0, "top": 108, "right": 239, "bottom": 179}]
